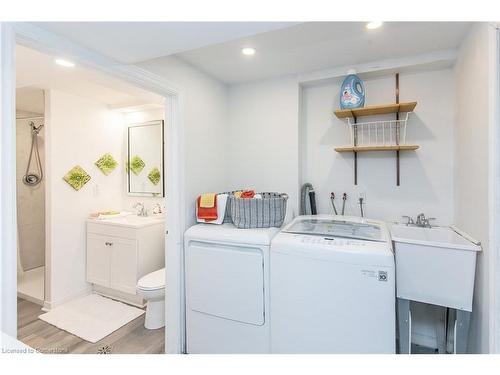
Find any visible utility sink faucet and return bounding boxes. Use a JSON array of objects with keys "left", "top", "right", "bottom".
[
  {"left": 402, "top": 214, "right": 436, "bottom": 228},
  {"left": 134, "top": 202, "right": 148, "bottom": 217},
  {"left": 402, "top": 215, "right": 415, "bottom": 226}
]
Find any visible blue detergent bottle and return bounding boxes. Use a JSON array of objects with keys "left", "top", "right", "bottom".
[{"left": 339, "top": 71, "right": 365, "bottom": 109}]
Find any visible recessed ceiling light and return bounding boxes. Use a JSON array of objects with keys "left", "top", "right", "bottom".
[
  {"left": 366, "top": 21, "right": 383, "bottom": 30},
  {"left": 241, "top": 47, "right": 256, "bottom": 56},
  {"left": 55, "top": 58, "right": 75, "bottom": 67}
]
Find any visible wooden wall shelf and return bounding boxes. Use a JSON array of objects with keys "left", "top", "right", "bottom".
[
  {"left": 334, "top": 101, "right": 417, "bottom": 119},
  {"left": 334, "top": 73, "right": 417, "bottom": 186},
  {"left": 335, "top": 145, "right": 419, "bottom": 153}
]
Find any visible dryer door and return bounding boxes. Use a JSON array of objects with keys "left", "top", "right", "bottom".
[{"left": 186, "top": 241, "right": 265, "bottom": 325}]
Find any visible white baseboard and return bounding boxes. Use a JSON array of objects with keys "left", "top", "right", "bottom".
[
  {"left": 17, "top": 291, "right": 44, "bottom": 307},
  {"left": 42, "top": 287, "right": 92, "bottom": 311},
  {"left": 92, "top": 284, "right": 145, "bottom": 308}
]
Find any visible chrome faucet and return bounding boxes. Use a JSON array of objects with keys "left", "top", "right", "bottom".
[
  {"left": 415, "top": 213, "right": 436, "bottom": 228},
  {"left": 402, "top": 214, "right": 436, "bottom": 228},
  {"left": 415, "top": 213, "right": 426, "bottom": 226},
  {"left": 133, "top": 202, "right": 148, "bottom": 217},
  {"left": 152, "top": 203, "right": 162, "bottom": 215},
  {"left": 402, "top": 215, "right": 415, "bottom": 226}
]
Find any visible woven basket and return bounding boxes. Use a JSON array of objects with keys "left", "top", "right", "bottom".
[
  {"left": 228, "top": 192, "right": 288, "bottom": 229},
  {"left": 221, "top": 190, "right": 243, "bottom": 223}
]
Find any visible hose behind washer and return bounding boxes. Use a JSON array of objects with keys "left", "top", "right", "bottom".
[
  {"left": 301, "top": 183, "right": 315, "bottom": 215},
  {"left": 309, "top": 191, "right": 317, "bottom": 215}
]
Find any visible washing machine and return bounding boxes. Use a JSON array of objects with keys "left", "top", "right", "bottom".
[
  {"left": 184, "top": 223, "right": 279, "bottom": 353},
  {"left": 270, "top": 215, "right": 395, "bottom": 353}
]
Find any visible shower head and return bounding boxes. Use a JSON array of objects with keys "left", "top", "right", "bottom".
[{"left": 29, "top": 121, "right": 44, "bottom": 135}]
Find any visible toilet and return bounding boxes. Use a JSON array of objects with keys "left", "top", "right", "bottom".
[{"left": 137, "top": 268, "right": 165, "bottom": 329}]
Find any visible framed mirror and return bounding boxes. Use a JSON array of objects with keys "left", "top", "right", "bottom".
[{"left": 127, "top": 120, "right": 164, "bottom": 197}]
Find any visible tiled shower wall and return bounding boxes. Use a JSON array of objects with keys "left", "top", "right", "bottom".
[{"left": 16, "top": 118, "right": 45, "bottom": 271}]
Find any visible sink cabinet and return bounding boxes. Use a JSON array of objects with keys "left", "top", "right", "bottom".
[{"left": 86, "top": 218, "right": 165, "bottom": 305}]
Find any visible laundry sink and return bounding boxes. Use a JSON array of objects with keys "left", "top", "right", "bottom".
[{"left": 390, "top": 224, "right": 481, "bottom": 311}]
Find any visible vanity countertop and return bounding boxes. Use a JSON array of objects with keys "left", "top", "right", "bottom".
[{"left": 87, "top": 214, "right": 165, "bottom": 229}]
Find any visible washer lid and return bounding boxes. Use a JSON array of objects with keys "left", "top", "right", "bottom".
[
  {"left": 283, "top": 216, "right": 385, "bottom": 242},
  {"left": 138, "top": 268, "right": 165, "bottom": 290},
  {"left": 185, "top": 223, "right": 280, "bottom": 246}
]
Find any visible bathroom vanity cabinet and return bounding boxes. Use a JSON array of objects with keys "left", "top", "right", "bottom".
[{"left": 86, "top": 216, "right": 165, "bottom": 306}]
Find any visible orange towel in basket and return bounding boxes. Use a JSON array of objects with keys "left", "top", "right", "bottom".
[
  {"left": 197, "top": 194, "right": 218, "bottom": 221},
  {"left": 240, "top": 190, "right": 256, "bottom": 199}
]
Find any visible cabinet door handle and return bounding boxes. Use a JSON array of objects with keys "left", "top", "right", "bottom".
[{"left": 105, "top": 242, "right": 113, "bottom": 246}]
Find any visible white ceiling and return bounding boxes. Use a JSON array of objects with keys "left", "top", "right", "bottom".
[
  {"left": 175, "top": 22, "right": 472, "bottom": 84},
  {"left": 27, "top": 22, "right": 472, "bottom": 85},
  {"left": 32, "top": 22, "right": 299, "bottom": 64},
  {"left": 16, "top": 44, "right": 164, "bottom": 109}
]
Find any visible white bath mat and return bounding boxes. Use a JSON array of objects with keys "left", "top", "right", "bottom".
[{"left": 39, "top": 294, "right": 145, "bottom": 343}]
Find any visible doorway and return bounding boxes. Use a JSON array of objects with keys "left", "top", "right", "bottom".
[
  {"left": 1, "top": 23, "right": 185, "bottom": 354},
  {"left": 16, "top": 88, "right": 46, "bottom": 305}
]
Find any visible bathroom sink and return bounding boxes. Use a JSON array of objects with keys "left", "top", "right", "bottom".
[
  {"left": 390, "top": 224, "right": 480, "bottom": 310},
  {"left": 90, "top": 214, "right": 165, "bottom": 228}
]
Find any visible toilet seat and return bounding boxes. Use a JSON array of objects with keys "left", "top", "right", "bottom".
[{"left": 138, "top": 268, "right": 165, "bottom": 291}]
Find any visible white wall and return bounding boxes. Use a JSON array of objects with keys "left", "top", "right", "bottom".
[
  {"left": 227, "top": 76, "right": 300, "bottom": 218},
  {"left": 137, "top": 55, "right": 229, "bottom": 228},
  {"left": 454, "top": 23, "right": 493, "bottom": 354},
  {"left": 136, "top": 55, "right": 230, "bottom": 354},
  {"left": 45, "top": 89, "right": 124, "bottom": 306},
  {"left": 301, "top": 69, "right": 456, "bottom": 224}
]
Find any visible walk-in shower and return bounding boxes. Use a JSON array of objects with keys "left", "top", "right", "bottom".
[{"left": 16, "top": 101, "right": 46, "bottom": 305}]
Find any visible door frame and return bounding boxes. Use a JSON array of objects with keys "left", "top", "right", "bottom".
[
  {"left": 0, "top": 22, "right": 187, "bottom": 353},
  {"left": 490, "top": 22, "right": 500, "bottom": 354}
]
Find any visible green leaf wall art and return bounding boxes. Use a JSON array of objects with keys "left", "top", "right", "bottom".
[
  {"left": 148, "top": 167, "right": 161, "bottom": 185},
  {"left": 129, "top": 155, "right": 145, "bottom": 175},
  {"left": 95, "top": 153, "right": 118, "bottom": 175},
  {"left": 63, "top": 165, "right": 91, "bottom": 191}
]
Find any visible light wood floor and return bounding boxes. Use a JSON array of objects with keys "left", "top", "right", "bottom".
[{"left": 17, "top": 298, "right": 165, "bottom": 354}]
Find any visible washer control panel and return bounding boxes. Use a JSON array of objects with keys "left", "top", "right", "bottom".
[{"left": 299, "top": 235, "right": 366, "bottom": 247}]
